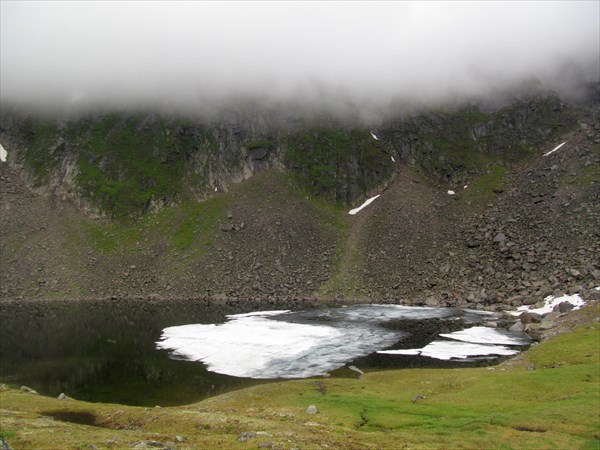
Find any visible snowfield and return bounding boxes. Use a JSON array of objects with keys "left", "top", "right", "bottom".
[{"left": 349, "top": 195, "right": 380, "bottom": 215}]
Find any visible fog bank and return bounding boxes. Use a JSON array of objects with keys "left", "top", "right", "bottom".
[{"left": 1, "top": 1, "right": 598, "bottom": 115}]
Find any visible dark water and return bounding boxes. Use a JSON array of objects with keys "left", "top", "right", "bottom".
[{"left": 0, "top": 299, "right": 516, "bottom": 407}]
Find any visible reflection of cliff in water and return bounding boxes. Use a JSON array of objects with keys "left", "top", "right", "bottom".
[
  {"left": 0, "top": 299, "right": 275, "bottom": 406},
  {"left": 1, "top": 299, "right": 522, "bottom": 406}
]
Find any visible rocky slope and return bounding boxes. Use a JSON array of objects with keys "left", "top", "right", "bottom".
[{"left": 0, "top": 90, "right": 598, "bottom": 306}]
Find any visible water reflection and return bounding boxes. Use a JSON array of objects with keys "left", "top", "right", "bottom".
[
  {"left": 1, "top": 300, "right": 523, "bottom": 407},
  {"left": 0, "top": 299, "right": 273, "bottom": 406}
]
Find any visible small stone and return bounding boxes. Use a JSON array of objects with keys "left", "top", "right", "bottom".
[
  {"left": 58, "top": 393, "right": 73, "bottom": 400},
  {"left": 348, "top": 365, "right": 364, "bottom": 376},
  {"left": 220, "top": 223, "right": 234, "bottom": 232},
  {"left": 539, "top": 320, "right": 556, "bottom": 330},
  {"left": 568, "top": 268, "right": 582, "bottom": 278},
  {"left": 134, "top": 441, "right": 163, "bottom": 448},
  {"left": 1, "top": 438, "right": 14, "bottom": 450},
  {"left": 425, "top": 297, "right": 438, "bottom": 307},
  {"left": 493, "top": 232, "right": 507, "bottom": 243},
  {"left": 19, "top": 386, "right": 38, "bottom": 395},
  {"left": 556, "top": 301, "right": 574, "bottom": 313},
  {"left": 237, "top": 432, "right": 257, "bottom": 442},
  {"left": 510, "top": 321, "right": 525, "bottom": 332},
  {"left": 524, "top": 323, "right": 541, "bottom": 332},
  {"left": 519, "top": 312, "right": 541, "bottom": 324},
  {"left": 306, "top": 405, "right": 318, "bottom": 414},
  {"left": 175, "top": 436, "right": 186, "bottom": 443},
  {"left": 411, "top": 395, "right": 426, "bottom": 403}
]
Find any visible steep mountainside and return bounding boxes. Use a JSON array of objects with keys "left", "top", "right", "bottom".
[{"left": 0, "top": 91, "right": 598, "bottom": 306}]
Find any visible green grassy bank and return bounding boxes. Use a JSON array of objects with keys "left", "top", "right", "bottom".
[{"left": 1, "top": 304, "right": 598, "bottom": 449}]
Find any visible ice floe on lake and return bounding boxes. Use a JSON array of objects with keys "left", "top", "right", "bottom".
[
  {"left": 377, "top": 325, "right": 528, "bottom": 361},
  {"left": 156, "top": 305, "right": 496, "bottom": 378},
  {"left": 349, "top": 194, "right": 380, "bottom": 215},
  {"left": 440, "top": 326, "right": 530, "bottom": 346},
  {"left": 379, "top": 341, "right": 519, "bottom": 360}
]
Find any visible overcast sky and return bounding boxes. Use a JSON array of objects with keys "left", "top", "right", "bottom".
[{"left": 1, "top": 1, "right": 598, "bottom": 111}]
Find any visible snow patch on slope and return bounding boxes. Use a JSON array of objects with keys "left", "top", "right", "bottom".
[
  {"left": 544, "top": 141, "right": 567, "bottom": 157},
  {"left": 349, "top": 195, "right": 380, "bottom": 215},
  {"left": 510, "top": 293, "right": 585, "bottom": 316}
]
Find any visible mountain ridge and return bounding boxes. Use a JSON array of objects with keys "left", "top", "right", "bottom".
[{"left": 0, "top": 90, "right": 598, "bottom": 306}]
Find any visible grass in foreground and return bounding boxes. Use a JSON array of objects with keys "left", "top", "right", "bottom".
[{"left": 1, "top": 305, "right": 598, "bottom": 449}]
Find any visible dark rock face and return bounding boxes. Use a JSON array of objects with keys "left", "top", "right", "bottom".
[
  {"left": 248, "top": 147, "right": 267, "bottom": 160},
  {"left": 378, "top": 95, "right": 577, "bottom": 184},
  {"left": 0, "top": 93, "right": 576, "bottom": 218},
  {"left": 0, "top": 90, "right": 597, "bottom": 303}
]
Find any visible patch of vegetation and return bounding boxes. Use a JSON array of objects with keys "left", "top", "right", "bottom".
[
  {"left": 461, "top": 164, "right": 508, "bottom": 206},
  {"left": 284, "top": 127, "right": 393, "bottom": 203},
  {"left": 82, "top": 220, "right": 145, "bottom": 254},
  {"left": 281, "top": 172, "right": 349, "bottom": 229},
  {"left": 245, "top": 140, "right": 276, "bottom": 150},
  {"left": 14, "top": 112, "right": 225, "bottom": 218},
  {"left": 318, "top": 242, "right": 363, "bottom": 298},
  {"left": 570, "top": 161, "right": 600, "bottom": 188},
  {"left": 165, "top": 196, "right": 231, "bottom": 254},
  {"left": 81, "top": 192, "right": 231, "bottom": 256},
  {"left": 400, "top": 98, "right": 577, "bottom": 187},
  {"left": 76, "top": 114, "right": 194, "bottom": 218},
  {"left": 18, "top": 119, "right": 62, "bottom": 185},
  {"left": 526, "top": 321, "right": 600, "bottom": 368}
]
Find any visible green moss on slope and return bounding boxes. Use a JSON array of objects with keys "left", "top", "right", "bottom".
[{"left": 285, "top": 127, "right": 393, "bottom": 202}]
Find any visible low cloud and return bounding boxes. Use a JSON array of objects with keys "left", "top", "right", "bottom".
[{"left": 1, "top": 1, "right": 598, "bottom": 115}]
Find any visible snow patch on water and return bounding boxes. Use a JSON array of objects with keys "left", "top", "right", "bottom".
[
  {"left": 379, "top": 341, "right": 519, "bottom": 360},
  {"left": 157, "top": 306, "right": 407, "bottom": 378},
  {"left": 157, "top": 316, "right": 349, "bottom": 378},
  {"left": 349, "top": 195, "right": 380, "bottom": 215},
  {"left": 440, "top": 326, "right": 530, "bottom": 346},
  {"left": 156, "top": 305, "right": 497, "bottom": 378},
  {"left": 226, "top": 310, "right": 290, "bottom": 319}
]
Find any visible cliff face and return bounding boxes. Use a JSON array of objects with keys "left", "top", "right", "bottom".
[
  {"left": 0, "top": 93, "right": 577, "bottom": 219},
  {"left": 1, "top": 92, "right": 597, "bottom": 304},
  {"left": 378, "top": 94, "right": 576, "bottom": 184}
]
